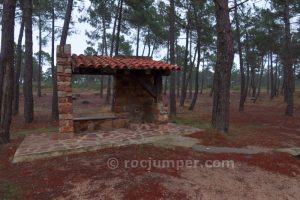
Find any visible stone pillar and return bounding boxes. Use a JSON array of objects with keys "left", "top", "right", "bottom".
[
  {"left": 154, "top": 73, "right": 168, "bottom": 123},
  {"left": 57, "top": 44, "right": 74, "bottom": 138}
]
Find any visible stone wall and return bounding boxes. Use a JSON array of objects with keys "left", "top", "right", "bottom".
[
  {"left": 114, "top": 74, "right": 168, "bottom": 124},
  {"left": 57, "top": 45, "right": 74, "bottom": 138},
  {"left": 74, "top": 118, "right": 128, "bottom": 133}
]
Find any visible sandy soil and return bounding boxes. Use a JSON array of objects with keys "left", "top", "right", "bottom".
[{"left": 59, "top": 163, "right": 300, "bottom": 200}]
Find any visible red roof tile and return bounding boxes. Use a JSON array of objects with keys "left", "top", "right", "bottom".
[{"left": 71, "top": 55, "right": 180, "bottom": 71}]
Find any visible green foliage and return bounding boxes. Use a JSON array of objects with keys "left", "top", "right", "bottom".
[{"left": 84, "top": 47, "right": 97, "bottom": 56}]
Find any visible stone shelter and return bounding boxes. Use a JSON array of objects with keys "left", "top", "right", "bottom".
[{"left": 56, "top": 44, "right": 180, "bottom": 138}]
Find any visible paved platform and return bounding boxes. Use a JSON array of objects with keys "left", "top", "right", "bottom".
[
  {"left": 192, "top": 144, "right": 272, "bottom": 155},
  {"left": 192, "top": 145, "right": 300, "bottom": 157},
  {"left": 13, "top": 123, "right": 202, "bottom": 163}
]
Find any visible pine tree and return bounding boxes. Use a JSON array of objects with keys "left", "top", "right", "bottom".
[
  {"left": 0, "top": 0, "right": 17, "bottom": 144},
  {"left": 212, "top": 0, "right": 234, "bottom": 133}
]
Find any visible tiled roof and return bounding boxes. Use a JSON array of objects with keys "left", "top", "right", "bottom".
[{"left": 71, "top": 55, "right": 180, "bottom": 71}]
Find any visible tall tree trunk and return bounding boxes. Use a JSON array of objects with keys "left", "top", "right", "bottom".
[
  {"left": 175, "top": 38, "right": 180, "bottom": 99},
  {"left": 169, "top": 0, "right": 176, "bottom": 117},
  {"left": 250, "top": 63, "right": 256, "bottom": 97},
  {"left": 101, "top": 18, "right": 108, "bottom": 98},
  {"left": 189, "top": 0, "right": 201, "bottom": 110},
  {"left": 179, "top": 21, "right": 190, "bottom": 106},
  {"left": 115, "top": 0, "right": 124, "bottom": 56},
  {"left": 210, "top": 69, "right": 214, "bottom": 97},
  {"left": 188, "top": 69, "right": 193, "bottom": 99},
  {"left": 151, "top": 43, "right": 156, "bottom": 57},
  {"left": 254, "top": 56, "right": 264, "bottom": 103},
  {"left": 13, "top": 9, "right": 25, "bottom": 115},
  {"left": 245, "top": 32, "right": 250, "bottom": 97},
  {"left": 23, "top": 0, "right": 34, "bottom": 123},
  {"left": 270, "top": 52, "right": 274, "bottom": 99},
  {"left": 189, "top": 33, "right": 201, "bottom": 110},
  {"left": 106, "top": 0, "right": 120, "bottom": 105},
  {"left": 110, "top": 1, "right": 120, "bottom": 57},
  {"left": 60, "top": 0, "right": 74, "bottom": 46},
  {"left": 142, "top": 41, "right": 146, "bottom": 56},
  {"left": 234, "top": 0, "right": 246, "bottom": 112},
  {"left": 267, "top": 53, "right": 270, "bottom": 94},
  {"left": 189, "top": 64, "right": 200, "bottom": 110},
  {"left": 136, "top": 25, "right": 140, "bottom": 57},
  {"left": 185, "top": 44, "right": 198, "bottom": 97},
  {"left": 37, "top": 5, "right": 42, "bottom": 97},
  {"left": 0, "top": 0, "right": 16, "bottom": 144},
  {"left": 51, "top": 0, "right": 59, "bottom": 120},
  {"left": 147, "top": 41, "right": 151, "bottom": 57},
  {"left": 212, "top": 0, "right": 234, "bottom": 133},
  {"left": 283, "top": 0, "right": 294, "bottom": 116},
  {"left": 200, "top": 53, "right": 205, "bottom": 94},
  {"left": 274, "top": 55, "right": 278, "bottom": 96},
  {"left": 164, "top": 41, "right": 170, "bottom": 95}
]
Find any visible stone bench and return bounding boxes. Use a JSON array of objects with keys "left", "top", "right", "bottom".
[{"left": 74, "top": 116, "right": 128, "bottom": 133}]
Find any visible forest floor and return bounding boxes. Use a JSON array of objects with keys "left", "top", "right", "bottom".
[{"left": 0, "top": 90, "right": 300, "bottom": 199}]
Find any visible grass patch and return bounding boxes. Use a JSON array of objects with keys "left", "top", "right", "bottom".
[
  {"left": 12, "top": 127, "right": 58, "bottom": 139},
  {"left": 0, "top": 180, "right": 22, "bottom": 200},
  {"left": 171, "top": 117, "right": 211, "bottom": 130},
  {"left": 229, "top": 124, "right": 262, "bottom": 136}
]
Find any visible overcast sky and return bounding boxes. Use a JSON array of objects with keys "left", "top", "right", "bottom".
[{"left": 1, "top": 0, "right": 298, "bottom": 71}]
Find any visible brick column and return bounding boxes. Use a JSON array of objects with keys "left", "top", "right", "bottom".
[{"left": 57, "top": 44, "right": 74, "bottom": 138}]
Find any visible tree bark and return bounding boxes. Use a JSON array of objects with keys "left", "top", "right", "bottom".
[
  {"left": 37, "top": 4, "right": 42, "bottom": 97},
  {"left": 13, "top": 8, "right": 25, "bottom": 115},
  {"left": 250, "top": 62, "right": 256, "bottom": 97},
  {"left": 254, "top": 56, "right": 264, "bottom": 103},
  {"left": 212, "top": 0, "right": 234, "bottom": 133},
  {"left": 270, "top": 52, "right": 275, "bottom": 99},
  {"left": 200, "top": 53, "right": 205, "bottom": 94},
  {"left": 245, "top": 32, "right": 250, "bottom": 98},
  {"left": 23, "top": 0, "right": 34, "bottom": 123},
  {"left": 164, "top": 41, "right": 170, "bottom": 95},
  {"left": 175, "top": 38, "right": 180, "bottom": 99},
  {"left": 60, "top": 0, "right": 74, "bottom": 46},
  {"left": 0, "top": 0, "right": 16, "bottom": 144},
  {"left": 267, "top": 53, "right": 270, "bottom": 94},
  {"left": 283, "top": 0, "right": 294, "bottom": 116},
  {"left": 188, "top": 69, "right": 193, "bottom": 99},
  {"left": 169, "top": 0, "right": 176, "bottom": 117},
  {"left": 189, "top": 35, "right": 201, "bottom": 110},
  {"left": 234, "top": 0, "right": 246, "bottom": 112},
  {"left": 100, "top": 18, "right": 108, "bottom": 98},
  {"left": 189, "top": 0, "right": 202, "bottom": 110},
  {"left": 274, "top": 55, "right": 278, "bottom": 96},
  {"left": 115, "top": 0, "right": 124, "bottom": 56},
  {"left": 179, "top": 20, "right": 190, "bottom": 107},
  {"left": 51, "top": 0, "right": 59, "bottom": 120},
  {"left": 106, "top": 0, "right": 120, "bottom": 105},
  {"left": 136, "top": 25, "right": 140, "bottom": 57}
]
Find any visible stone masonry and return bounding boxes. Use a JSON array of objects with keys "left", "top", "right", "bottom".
[
  {"left": 57, "top": 44, "right": 74, "bottom": 137},
  {"left": 114, "top": 74, "right": 168, "bottom": 124}
]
